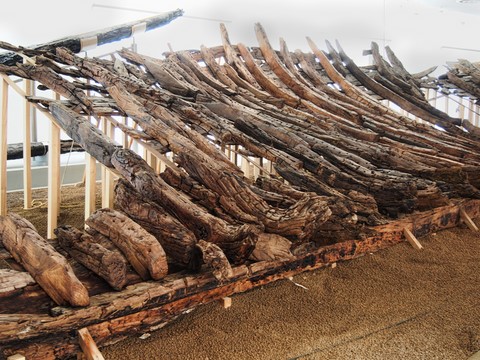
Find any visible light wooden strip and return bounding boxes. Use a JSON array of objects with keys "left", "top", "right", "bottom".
[
  {"left": 6, "top": 354, "right": 26, "bottom": 360},
  {"left": 403, "top": 228, "right": 423, "bottom": 250},
  {"left": 0, "top": 79, "right": 8, "bottom": 216},
  {"left": 84, "top": 154, "right": 97, "bottom": 223},
  {"left": 23, "top": 80, "right": 33, "bottom": 209},
  {"left": 47, "top": 121, "right": 61, "bottom": 239},
  {"left": 77, "top": 328, "right": 105, "bottom": 360},
  {"left": 460, "top": 209, "right": 479, "bottom": 231},
  {"left": 0, "top": 74, "right": 25, "bottom": 97}
]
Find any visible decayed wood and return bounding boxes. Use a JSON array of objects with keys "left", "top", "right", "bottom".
[
  {"left": 195, "top": 240, "right": 233, "bottom": 282},
  {"left": 7, "top": 140, "right": 84, "bottom": 160},
  {"left": 114, "top": 179, "right": 198, "bottom": 268},
  {"left": 0, "top": 213, "right": 89, "bottom": 307},
  {"left": 55, "top": 225, "right": 129, "bottom": 290},
  {"left": 249, "top": 233, "right": 295, "bottom": 262},
  {"left": 1, "top": 200, "right": 478, "bottom": 360},
  {"left": 111, "top": 148, "right": 257, "bottom": 264},
  {"left": 49, "top": 103, "right": 118, "bottom": 168},
  {"left": 0, "top": 269, "right": 34, "bottom": 293},
  {"left": 0, "top": 10, "right": 184, "bottom": 66},
  {"left": 85, "top": 208, "right": 168, "bottom": 281}
]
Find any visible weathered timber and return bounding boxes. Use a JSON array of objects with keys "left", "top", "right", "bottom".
[
  {"left": 0, "top": 269, "right": 34, "bottom": 293},
  {"left": 0, "top": 213, "right": 89, "bottom": 307},
  {"left": 85, "top": 208, "right": 168, "bottom": 281},
  {"left": 250, "top": 233, "right": 295, "bottom": 262},
  {"left": 0, "top": 10, "right": 184, "bottom": 66},
  {"left": 50, "top": 103, "right": 118, "bottom": 167},
  {"left": 1, "top": 200, "right": 479, "bottom": 360},
  {"left": 114, "top": 179, "right": 198, "bottom": 268},
  {"left": 54, "top": 226, "right": 129, "bottom": 290},
  {"left": 7, "top": 140, "right": 83, "bottom": 160},
  {"left": 195, "top": 240, "right": 233, "bottom": 283},
  {"left": 111, "top": 149, "right": 257, "bottom": 264}
]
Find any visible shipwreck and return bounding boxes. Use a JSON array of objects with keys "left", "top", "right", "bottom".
[{"left": 0, "top": 8, "right": 480, "bottom": 359}]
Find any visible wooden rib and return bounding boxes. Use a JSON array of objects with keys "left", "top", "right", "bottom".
[{"left": 47, "top": 120, "right": 60, "bottom": 239}]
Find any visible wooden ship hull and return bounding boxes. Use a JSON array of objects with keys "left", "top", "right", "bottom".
[{"left": 1, "top": 15, "right": 480, "bottom": 359}]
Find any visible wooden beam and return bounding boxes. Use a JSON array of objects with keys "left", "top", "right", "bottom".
[
  {"left": 47, "top": 120, "right": 61, "bottom": 239},
  {"left": 0, "top": 78, "right": 8, "bottom": 216},
  {"left": 23, "top": 80, "right": 33, "bottom": 209},
  {"left": 77, "top": 328, "right": 104, "bottom": 360},
  {"left": 403, "top": 228, "right": 423, "bottom": 250},
  {"left": 460, "top": 208, "right": 479, "bottom": 231}
]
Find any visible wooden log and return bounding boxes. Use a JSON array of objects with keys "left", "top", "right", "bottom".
[
  {"left": 85, "top": 208, "right": 168, "bottom": 281},
  {"left": 195, "top": 240, "right": 233, "bottom": 283},
  {"left": 111, "top": 148, "right": 257, "bottom": 264},
  {"left": 55, "top": 225, "right": 129, "bottom": 290},
  {"left": 114, "top": 179, "right": 198, "bottom": 268},
  {"left": 0, "top": 10, "right": 184, "bottom": 66},
  {"left": 49, "top": 103, "right": 118, "bottom": 168},
  {"left": 0, "top": 213, "right": 89, "bottom": 306},
  {"left": 7, "top": 140, "right": 84, "bottom": 160}
]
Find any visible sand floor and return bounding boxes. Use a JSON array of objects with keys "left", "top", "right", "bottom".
[{"left": 7, "top": 187, "right": 480, "bottom": 359}]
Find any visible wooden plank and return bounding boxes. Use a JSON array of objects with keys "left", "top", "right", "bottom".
[
  {"left": 0, "top": 78, "right": 7, "bottom": 216},
  {"left": 77, "top": 328, "right": 104, "bottom": 360},
  {"left": 47, "top": 121, "right": 60, "bottom": 239},
  {"left": 23, "top": 80, "right": 33, "bottom": 209},
  {"left": 403, "top": 228, "right": 423, "bottom": 250},
  {"left": 460, "top": 208, "right": 479, "bottom": 231}
]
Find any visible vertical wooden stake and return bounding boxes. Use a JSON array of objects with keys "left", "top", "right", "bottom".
[
  {"left": 23, "top": 79, "right": 33, "bottom": 209},
  {"left": 84, "top": 154, "right": 97, "bottom": 223},
  {"left": 219, "top": 296, "right": 232, "bottom": 309},
  {"left": 101, "top": 118, "right": 114, "bottom": 208},
  {"left": 77, "top": 328, "right": 105, "bottom": 360},
  {"left": 0, "top": 79, "right": 7, "bottom": 216},
  {"left": 403, "top": 228, "right": 423, "bottom": 250},
  {"left": 47, "top": 122, "right": 60, "bottom": 239}
]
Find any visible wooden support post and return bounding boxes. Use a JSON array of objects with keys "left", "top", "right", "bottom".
[
  {"left": 77, "top": 328, "right": 105, "bottom": 360},
  {"left": 219, "top": 296, "right": 232, "bottom": 309},
  {"left": 460, "top": 209, "right": 479, "bottom": 231},
  {"left": 47, "top": 121, "right": 61, "bottom": 239},
  {"left": 101, "top": 118, "right": 114, "bottom": 208},
  {"left": 403, "top": 228, "right": 423, "bottom": 250},
  {"left": 459, "top": 97, "right": 465, "bottom": 119},
  {"left": 84, "top": 154, "right": 97, "bottom": 223},
  {"left": 0, "top": 78, "right": 7, "bottom": 216},
  {"left": 475, "top": 105, "right": 480, "bottom": 128},
  {"left": 468, "top": 99, "right": 474, "bottom": 125},
  {"left": 122, "top": 117, "right": 129, "bottom": 148},
  {"left": 23, "top": 80, "right": 33, "bottom": 209}
]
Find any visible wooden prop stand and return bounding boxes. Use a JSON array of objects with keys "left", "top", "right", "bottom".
[
  {"left": 77, "top": 328, "right": 105, "bottom": 360},
  {"left": 460, "top": 208, "right": 479, "bottom": 231},
  {"left": 23, "top": 80, "right": 33, "bottom": 209},
  {"left": 403, "top": 228, "right": 423, "bottom": 250},
  {"left": 0, "top": 78, "right": 8, "bottom": 216},
  {"left": 47, "top": 100, "right": 61, "bottom": 239},
  {"left": 85, "top": 81, "right": 96, "bottom": 222},
  {"left": 101, "top": 118, "right": 114, "bottom": 208}
]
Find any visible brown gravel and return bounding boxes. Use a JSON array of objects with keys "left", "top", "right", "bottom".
[{"left": 6, "top": 186, "right": 480, "bottom": 359}]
